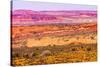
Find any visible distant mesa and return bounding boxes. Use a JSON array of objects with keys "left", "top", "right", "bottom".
[{"left": 12, "top": 10, "right": 97, "bottom": 26}]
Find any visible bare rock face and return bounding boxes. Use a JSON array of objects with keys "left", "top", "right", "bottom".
[{"left": 40, "top": 50, "right": 52, "bottom": 57}]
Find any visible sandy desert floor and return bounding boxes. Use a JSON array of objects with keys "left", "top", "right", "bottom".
[{"left": 11, "top": 23, "right": 97, "bottom": 66}]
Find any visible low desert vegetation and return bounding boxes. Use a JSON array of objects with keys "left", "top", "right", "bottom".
[{"left": 12, "top": 43, "right": 97, "bottom": 66}]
